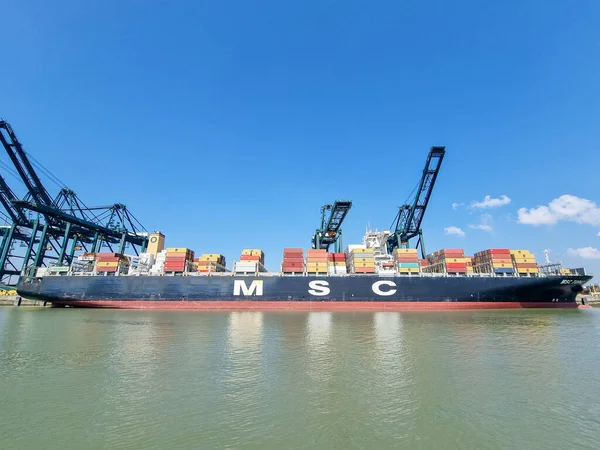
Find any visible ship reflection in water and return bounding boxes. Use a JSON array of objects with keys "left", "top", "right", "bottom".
[{"left": 227, "top": 311, "right": 264, "bottom": 352}]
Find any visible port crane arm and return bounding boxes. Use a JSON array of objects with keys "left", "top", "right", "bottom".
[
  {"left": 312, "top": 200, "right": 352, "bottom": 252},
  {"left": 387, "top": 146, "right": 445, "bottom": 257},
  {"left": 12, "top": 201, "right": 148, "bottom": 246},
  {"left": 0, "top": 175, "right": 29, "bottom": 224},
  {"left": 0, "top": 121, "right": 55, "bottom": 207}
]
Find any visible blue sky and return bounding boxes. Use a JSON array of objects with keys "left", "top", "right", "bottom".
[{"left": 2, "top": 0, "right": 600, "bottom": 276}]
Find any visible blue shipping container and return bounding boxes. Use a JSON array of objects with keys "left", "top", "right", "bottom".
[{"left": 398, "top": 262, "right": 420, "bottom": 268}]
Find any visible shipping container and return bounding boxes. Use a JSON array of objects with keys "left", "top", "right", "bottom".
[
  {"left": 97, "top": 261, "right": 119, "bottom": 267},
  {"left": 514, "top": 263, "right": 538, "bottom": 269},
  {"left": 398, "top": 262, "right": 420, "bottom": 268},
  {"left": 353, "top": 267, "right": 376, "bottom": 273}
]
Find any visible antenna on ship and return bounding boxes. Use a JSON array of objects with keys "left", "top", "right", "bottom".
[{"left": 544, "top": 249, "right": 551, "bottom": 264}]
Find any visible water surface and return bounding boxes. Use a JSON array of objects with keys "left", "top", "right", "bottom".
[{"left": 1, "top": 307, "right": 599, "bottom": 449}]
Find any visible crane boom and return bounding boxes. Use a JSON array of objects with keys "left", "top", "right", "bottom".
[
  {"left": 387, "top": 146, "right": 445, "bottom": 257},
  {"left": 312, "top": 200, "right": 352, "bottom": 252},
  {"left": 0, "top": 121, "right": 54, "bottom": 207},
  {"left": 0, "top": 174, "right": 29, "bottom": 224}
]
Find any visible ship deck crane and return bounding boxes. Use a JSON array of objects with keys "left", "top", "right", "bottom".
[
  {"left": 386, "top": 146, "right": 445, "bottom": 259},
  {"left": 0, "top": 120, "right": 149, "bottom": 284},
  {"left": 311, "top": 200, "right": 352, "bottom": 252}
]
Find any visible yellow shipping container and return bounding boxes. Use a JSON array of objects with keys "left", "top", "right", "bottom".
[
  {"left": 394, "top": 248, "right": 418, "bottom": 254},
  {"left": 201, "top": 254, "right": 224, "bottom": 259},
  {"left": 97, "top": 261, "right": 119, "bottom": 267},
  {"left": 306, "top": 263, "right": 328, "bottom": 268},
  {"left": 241, "top": 249, "right": 263, "bottom": 256},
  {"left": 327, "top": 262, "right": 346, "bottom": 266},
  {"left": 351, "top": 248, "right": 374, "bottom": 254},
  {"left": 166, "top": 248, "right": 190, "bottom": 253},
  {"left": 510, "top": 250, "right": 534, "bottom": 257},
  {"left": 491, "top": 263, "right": 514, "bottom": 269},
  {"left": 444, "top": 257, "right": 470, "bottom": 263},
  {"left": 512, "top": 258, "right": 536, "bottom": 264},
  {"left": 517, "top": 268, "right": 539, "bottom": 274},
  {"left": 349, "top": 257, "right": 375, "bottom": 263},
  {"left": 398, "top": 268, "right": 420, "bottom": 273}
]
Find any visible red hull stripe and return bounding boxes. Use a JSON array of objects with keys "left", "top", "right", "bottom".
[{"left": 53, "top": 300, "right": 581, "bottom": 311}]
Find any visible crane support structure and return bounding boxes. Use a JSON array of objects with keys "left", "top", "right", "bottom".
[
  {"left": 387, "top": 146, "right": 445, "bottom": 258},
  {"left": 311, "top": 200, "right": 352, "bottom": 252},
  {"left": 0, "top": 119, "right": 149, "bottom": 284}
]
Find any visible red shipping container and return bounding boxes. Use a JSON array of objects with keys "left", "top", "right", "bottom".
[
  {"left": 283, "top": 248, "right": 304, "bottom": 254},
  {"left": 306, "top": 250, "right": 326, "bottom": 256},
  {"left": 283, "top": 261, "right": 304, "bottom": 267},
  {"left": 489, "top": 249, "right": 510, "bottom": 255},
  {"left": 447, "top": 268, "right": 467, "bottom": 273},
  {"left": 439, "top": 253, "right": 464, "bottom": 258},
  {"left": 515, "top": 263, "right": 537, "bottom": 269},
  {"left": 283, "top": 256, "right": 304, "bottom": 263},
  {"left": 165, "top": 255, "right": 188, "bottom": 260},
  {"left": 353, "top": 267, "right": 375, "bottom": 273},
  {"left": 445, "top": 263, "right": 467, "bottom": 269},
  {"left": 96, "top": 267, "right": 118, "bottom": 272},
  {"left": 240, "top": 255, "right": 261, "bottom": 261},
  {"left": 306, "top": 256, "right": 328, "bottom": 262}
]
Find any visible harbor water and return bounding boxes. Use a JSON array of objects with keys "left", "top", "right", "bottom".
[{"left": 1, "top": 307, "right": 599, "bottom": 449}]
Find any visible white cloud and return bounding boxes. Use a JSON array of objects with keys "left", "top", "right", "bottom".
[
  {"left": 452, "top": 202, "right": 465, "bottom": 210},
  {"left": 444, "top": 226, "right": 465, "bottom": 238},
  {"left": 567, "top": 247, "right": 600, "bottom": 259},
  {"left": 468, "top": 213, "right": 493, "bottom": 232},
  {"left": 597, "top": 231, "right": 600, "bottom": 237},
  {"left": 517, "top": 195, "right": 600, "bottom": 226},
  {"left": 470, "top": 195, "right": 511, "bottom": 209}
]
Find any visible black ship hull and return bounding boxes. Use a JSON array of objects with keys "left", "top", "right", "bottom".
[{"left": 16, "top": 273, "right": 593, "bottom": 310}]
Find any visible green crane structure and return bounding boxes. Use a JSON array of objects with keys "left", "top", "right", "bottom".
[
  {"left": 386, "top": 146, "right": 445, "bottom": 259},
  {"left": 311, "top": 200, "right": 352, "bottom": 253}
]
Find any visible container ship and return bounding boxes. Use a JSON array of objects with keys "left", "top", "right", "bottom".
[{"left": 16, "top": 230, "right": 593, "bottom": 310}]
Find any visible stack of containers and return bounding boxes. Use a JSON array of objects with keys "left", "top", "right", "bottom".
[
  {"left": 234, "top": 249, "right": 265, "bottom": 273},
  {"left": 465, "top": 256, "right": 474, "bottom": 274},
  {"left": 425, "top": 249, "right": 467, "bottom": 274},
  {"left": 196, "top": 254, "right": 226, "bottom": 273},
  {"left": 164, "top": 248, "right": 194, "bottom": 273},
  {"left": 346, "top": 247, "right": 375, "bottom": 273},
  {"left": 327, "top": 252, "right": 347, "bottom": 275},
  {"left": 306, "top": 249, "right": 328, "bottom": 274},
  {"left": 510, "top": 250, "right": 539, "bottom": 275},
  {"left": 419, "top": 259, "right": 429, "bottom": 272},
  {"left": 473, "top": 249, "right": 514, "bottom": 275},
  {"left": 282, "top": 248, "right": 304, "bottom": 273},
  {"left": 96, "top": 252, "right": 123, "bottom": 274},
  {"left": 394, "top": 248, "right": 420, "bottom": 274}
]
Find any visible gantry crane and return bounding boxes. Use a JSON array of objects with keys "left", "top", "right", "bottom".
[
  {"left": 0, "top": 119, "right": 149, "bottom": 284},
  {"left": 386, "top": 146, "right": 445, "bottom": 259},
  {"left": 311, "top": 200, "right": 352, "bottom": 252}
]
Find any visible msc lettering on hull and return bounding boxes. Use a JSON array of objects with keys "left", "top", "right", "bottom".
[
  {"left": 233, "top": 280, "right": 264, "bottom": 296},
  {"left": 232, "top": 279, "right": 405, "bottom": 297}
]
